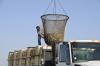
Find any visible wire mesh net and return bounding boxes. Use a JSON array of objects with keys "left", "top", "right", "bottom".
[{"left": 41, "top": 14, "right": 69, "bottom": 45}]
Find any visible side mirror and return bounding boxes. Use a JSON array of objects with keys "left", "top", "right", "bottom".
[{"left": 59, "top": 42, "right": 71, "bottom": 65}]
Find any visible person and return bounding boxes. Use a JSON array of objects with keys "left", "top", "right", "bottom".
[{"left": 36, "top": 26, "right": 44, "bottom": 45}]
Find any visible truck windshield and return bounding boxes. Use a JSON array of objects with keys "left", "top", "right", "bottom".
[{"left": 71, "top": 42, "right": 100, "bottom": 62}]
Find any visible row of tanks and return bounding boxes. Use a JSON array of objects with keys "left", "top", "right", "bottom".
[{"left": 8, "top": 45, "right": 52, "bottom": 66}]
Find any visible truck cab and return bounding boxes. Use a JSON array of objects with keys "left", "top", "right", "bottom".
[{"left": 56, "top": 40, "right": 100, "bottom": 66}]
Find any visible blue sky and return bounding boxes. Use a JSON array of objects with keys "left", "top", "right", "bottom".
[{"left": 0, "top": 0, "right": 100, "bottom": 66}]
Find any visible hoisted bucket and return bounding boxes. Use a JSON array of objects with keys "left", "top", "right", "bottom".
[{"left": 41, "top": 14, "right": 69, "bottom": 45}]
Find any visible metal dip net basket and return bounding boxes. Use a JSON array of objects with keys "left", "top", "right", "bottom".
[{"left": 41, "top": 14, "right": 69, "bottom": 45}]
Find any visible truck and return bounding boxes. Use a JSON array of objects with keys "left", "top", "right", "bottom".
[
  {"left": 8, "top": 40, "right": 100, "bottom": 66},
  {"left": 55, "top": 40, "right": 100, "bottom": 66}
]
